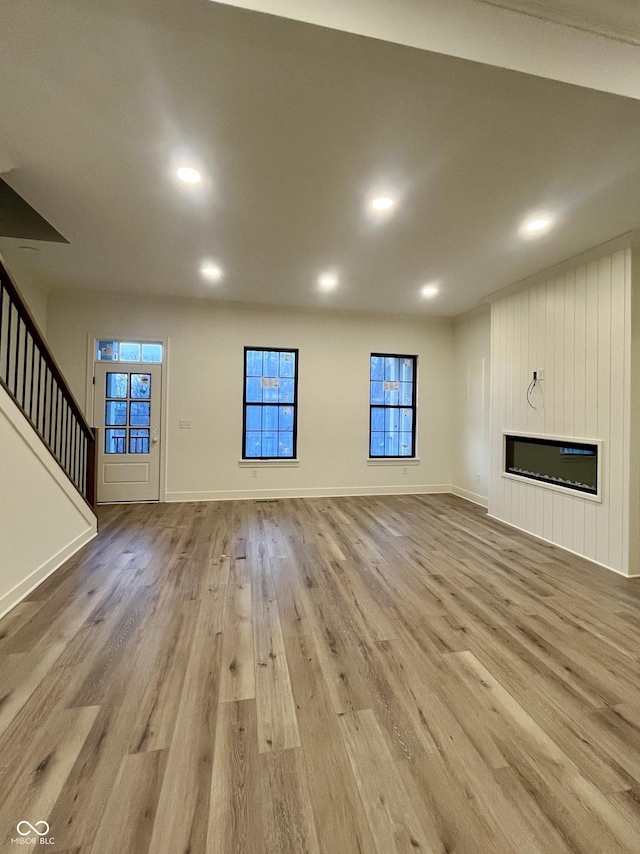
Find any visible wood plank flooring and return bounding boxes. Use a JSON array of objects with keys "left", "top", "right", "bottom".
[{"left": 1, "top": 494, "right": 640, "bottom": 853}]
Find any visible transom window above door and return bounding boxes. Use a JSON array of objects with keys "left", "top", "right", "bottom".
[{"left": 96, "top": 339, "right": 163, "bottom": 363}]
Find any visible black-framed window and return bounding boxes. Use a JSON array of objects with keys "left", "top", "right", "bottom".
[
  {"left": 243, "top": 348, "right": 298, "bottom": 459},
  {"left": 370, "top": 353, "right": 417, "bottom": 458}
]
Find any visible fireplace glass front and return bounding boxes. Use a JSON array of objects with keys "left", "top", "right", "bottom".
[{"left": 504, "top": 435, "right": 598, "bottom": 495}]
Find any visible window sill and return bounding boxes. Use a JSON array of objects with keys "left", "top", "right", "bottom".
[
  {"left": 239, "top": 459, "right": 300, "bottom": 467},
  {"left": 367, "top": 457, "right": 420, "bottom": 466}
]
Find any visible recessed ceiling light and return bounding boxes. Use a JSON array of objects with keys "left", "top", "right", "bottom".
[
  {"left": 200, "top": 261, "right": 223, "bottom": 281},
  {"left": 526, "top": 218, "right": 550, "bottom": 232},
  {"left": 371, "top": 195, "right": 396, "bottom": 212},
  {"left": 421, "top": 283, "right": 439, "bottom": 298},
  {"left": 520, "top": 213, "right": 555, "bottom": 236},
  {"left": 318, "top": 272, "right": 339, "bottom": 291},
  {"left": 176, "top": 166, "right": 202, "bottom": 185}
]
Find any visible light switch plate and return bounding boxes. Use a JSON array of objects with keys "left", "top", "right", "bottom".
[{"left": 179, "top": 420, "right": 192, "bottom": 429}]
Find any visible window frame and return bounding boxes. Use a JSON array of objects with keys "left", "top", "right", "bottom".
[
  {"left": 369, "top": 352, "right": 418, "bottom": 459},
  {"left": 242, "top": 346, "right": 299, "bottom": 460},
  {"left": 96, "top": 338, "right": 164, "bottom": 364}
]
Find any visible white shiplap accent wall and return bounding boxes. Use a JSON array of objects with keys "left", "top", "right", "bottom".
[{"left": 489, "top": 247, "right": 633, "bottom": 575}]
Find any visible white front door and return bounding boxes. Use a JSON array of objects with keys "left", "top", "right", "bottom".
[{"left": 94, "top": 363, "right": 162, "bottom": 502}]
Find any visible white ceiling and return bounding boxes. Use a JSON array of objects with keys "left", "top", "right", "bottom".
[
  {"left": 477, "top": 0, "right": 640, "bottom": 44},
  {"left": 214, "top": 0, "right": 640, "bottom": 100},
  {"left": 1, "top": 0, "right": 640, "bottom": 316}
]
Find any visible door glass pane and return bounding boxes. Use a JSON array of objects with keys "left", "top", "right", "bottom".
[
  {"left": 119, "top": 342, "right": 141, "bottom": 361},
  {"left": 130, "top": 401, "right": 150, "bottom": 426},
  {"left": 105, "top": 401, "right": 127, "bottom": 426},
  {"left": 400, "top": 382, "right": 413, "bottom": 406},
  {"left": 141, "top": 343, "right": 163, "bottom": 363},
  {"left": 106, "top": 372, "right": 128, "bottom": 398},
  {"left": 129, "top": 429, "right": 150, "bottom": 454},
  {"left": 131, "top": 374, "right": 151, "bottom": 399},
  {"left": 97, "top": 340, "right": 118, "bottom": 361},
  {"left": 105, "top": 429, "right": 126, "bottom": 454}
]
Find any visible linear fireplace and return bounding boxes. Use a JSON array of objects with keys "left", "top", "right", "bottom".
[{"left": 504, "top": 433, "right": 601, "bottom": 500}]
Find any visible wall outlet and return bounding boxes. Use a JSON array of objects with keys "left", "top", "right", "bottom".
[
  {"left": 252, "top": 469, "right": 258, "bottom": 478},
  {"left": 178, "top": 420, "right": 192, "bottom": 429},
  {"left": 402, "top": 467, "right": 408, "bottom": 475},
  {"left": 535, "top": 369, "right": 544, "bottom": 381},
  {"left": 476, "top": 473, "right": 481, "bottom": 483}
]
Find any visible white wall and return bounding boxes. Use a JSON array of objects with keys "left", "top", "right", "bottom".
[
  {"left": 489, "top": 246, "right": 635, "bottom": 576},
  {"left": 452, "top": 308, "right": 491, "bottom": 506},
  {"left": 0, "top": 384, "right": 96, "bottom": 618},
  {"left": 46, "top": 290, "right": 454, "bottom": 500},
  {"left": 0, "top": 258, "right": 50, "bottom": 335},
  {"left": 629, "top": 247, "right": 640, "bottom": 577},
  {"left": 15, "top": 275, "right": 49, "bottom": 335}
]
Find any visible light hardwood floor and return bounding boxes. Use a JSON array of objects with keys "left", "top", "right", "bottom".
[{"left": 1, "top": 494, "right": 640, "bottom": 853}]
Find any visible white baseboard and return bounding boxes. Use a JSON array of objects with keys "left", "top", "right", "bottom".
[
  {"left": 165, "top": 483, "right": 452, "bottom": 503},
  {"left": 450, "top": 485, "right": 489, "bottom": 508},
  {"left": 487, "top": 513, "right": 640, "bottom": 578},
  {"left": 0, "top": 526, "right": 97, "bottom": 620}
]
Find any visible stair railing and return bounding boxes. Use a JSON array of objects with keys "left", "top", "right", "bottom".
[{"left": 0, "top": 258, "right": 96, "bottom": 509}]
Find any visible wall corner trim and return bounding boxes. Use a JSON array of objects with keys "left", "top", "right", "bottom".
[
  {"left": 450, "top": 485, "right": 489, "bottom": 507},
  {"left": 452, "top": 304, "right": 491, "bottom": 324}
]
